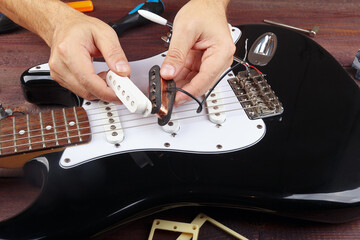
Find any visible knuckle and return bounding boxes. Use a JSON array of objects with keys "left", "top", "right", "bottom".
[
  {"left": 48, "top": 57, "right": 59, "bottom": 73},
  {"left": 78, "top": 74, "right": 90, "bottom": 88},
  {"left": 55, "top": 42, "right": 68, "bottom": 57},
  {"left": 49, "top": 71, "right": 57, "bottom": 81},
  {"left": 104, "top": 47, "right": 124, "bottom": 60},
  {"left": 82, "top": 92, "right": 94, "bottom": 100},
  {"left": 229, "top": 43, "right": 236, "bottom": 56},
  {"left": 167, "top": 47, "right": 186, "bottom": 63}
]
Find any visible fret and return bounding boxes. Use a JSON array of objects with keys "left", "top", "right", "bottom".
[
  {"left": 0, "top": 107, "right": 91, "bottom": 159},
  {"left": 73, "top": 107, "right": 82, "bottom": 141},
  {"left": 51, "top": 110, "right": 59, "bottom": 146},
  {"left": 62, "top": 109, "right": 71, "bottom": 144},
  {"left": 26, "top": 114, "right": 32, "bottom": 150},
  {"left": 39, "top": 112, "right": 46, "bottom": 148},
  {"left": 12, "top": 117, "right": 17, "bottom": 153}
]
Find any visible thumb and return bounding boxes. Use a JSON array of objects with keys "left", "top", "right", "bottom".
[{"left": 161, "top": 34, "right": 193, "bottom": 80}]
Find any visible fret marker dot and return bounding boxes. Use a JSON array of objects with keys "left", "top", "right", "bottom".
[
  {"left": 69, "top": 121, "right": 75, "bottom": 127},
  {"left": 19, "top": 130, "right": 25, "bottom": 135},
  {"left": 46, "top": 125, "right": 52, "bottom": 130}
]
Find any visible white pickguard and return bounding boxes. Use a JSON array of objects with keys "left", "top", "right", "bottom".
[{"left": 30, "top": 27, "right": 266, "bottom": 168}]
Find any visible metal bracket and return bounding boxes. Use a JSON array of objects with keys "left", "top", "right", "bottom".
[
  {"left": 148, "top": 219, "right": 199, "bottom": 240},
  {"left": 0, "top": 103, "right": 12, "bottom": 120},
  {"left": 177, "top": 213, "right": 248, "bottom": 240}
]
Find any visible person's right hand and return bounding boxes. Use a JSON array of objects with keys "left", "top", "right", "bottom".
[{"left": 48, "top": 10, "right": 130, "bottom": 103}]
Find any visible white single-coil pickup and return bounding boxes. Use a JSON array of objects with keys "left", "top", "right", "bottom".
[
  {"left": 205, "top": 88, "right": 226, "bottom": 124},
  {"left": 106, "top": 71, "right": 152, "bottom": 117},
  {"left": 98, "top": 101, "right": 124, "bottom": 144},
  {"left": 161, "top": 114, "right": 180, "bottom": 134}
]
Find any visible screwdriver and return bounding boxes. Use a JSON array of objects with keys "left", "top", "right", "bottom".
[{"left": 109, "top": 0, "right": 165, "bottom": 37}]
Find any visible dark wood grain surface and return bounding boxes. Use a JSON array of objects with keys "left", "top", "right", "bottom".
[{"left": 1, "top": 0, "right": 360, "bottom": 239}]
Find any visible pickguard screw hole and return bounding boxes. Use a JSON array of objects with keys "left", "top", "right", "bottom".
[
  {"left": 216, "top": 144, "right": 222, "bottom": 149},
  {"left": 257, "top": 125, "right": 263, "bottom": 129},
  {"left": 164, "top": 142, "right": 170, "bottom": 147},
  {"left": 64, "top": 158, "right": 70, "bottom": 163}
]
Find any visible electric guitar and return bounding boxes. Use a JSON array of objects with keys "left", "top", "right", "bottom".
[{"left": 0, "top": 24, "right": 359, "bottom": 239}]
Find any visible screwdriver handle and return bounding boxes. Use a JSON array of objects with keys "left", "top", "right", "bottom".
[
  {"left": 109, "top": 0, "right": 165, "bottom": 37},
  {"left": 66, "top": 1, "right": 94, "bottom": 13}
]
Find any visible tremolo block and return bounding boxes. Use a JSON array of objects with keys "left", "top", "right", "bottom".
[{"left": 148, "top": 65, "right": 176, "bottom": 126}]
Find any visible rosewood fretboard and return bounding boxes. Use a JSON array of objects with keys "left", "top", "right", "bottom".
[{"left": 0, "top": 107, "right": 91, "bottom": 158}]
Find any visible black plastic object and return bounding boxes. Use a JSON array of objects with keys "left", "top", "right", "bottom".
[
  {"left": 109, "top": 0, "right": 165, "bottom": 36},
  {"left": 148, "top": 65, "right": 176, "bottom": 126},
  {"left": 20, "top": 69, "right": 83, "bottom": 107},
  {"left": 0, "top": 13, "right": 20, "bottom": 34}
]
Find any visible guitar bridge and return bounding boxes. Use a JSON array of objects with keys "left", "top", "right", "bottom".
[{"left": 228, "top": 69, "right": 284, "bottom": 120}]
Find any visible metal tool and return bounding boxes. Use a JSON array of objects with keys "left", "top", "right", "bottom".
[
  {"left": 0, "top": 103, "right": 12, "bottom": 120},
  {"left": 264, "top": 19, "right": 319, "bottom": 37}
]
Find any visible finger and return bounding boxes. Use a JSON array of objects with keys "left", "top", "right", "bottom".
[
  {"left": 175, "top": 48, "right": 232, "bottom": 104},
  {"left": 65, "top": 45, "right": 120, "bottom": 103},
  {"left": 160, "top": 25, "right": 196, "bottom": 80},
  {"left": 93, "top": 28, "right": 130, "bottom": 77},
  {"left": 50, "top": 64, "right": 97, "bottom": 100},
  {"left": 173, "top": 67, "right": 191, "bottom": 86}
]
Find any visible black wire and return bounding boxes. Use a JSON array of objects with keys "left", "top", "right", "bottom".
[
  {"left": 196, "top": 61, "right": 242, "bottom": 113},
  {"left": 169, "top": 61, "right": 242, "bottom": 114},
  {"left": 169, "top": 87, "right": 203, "bottom": 110}
]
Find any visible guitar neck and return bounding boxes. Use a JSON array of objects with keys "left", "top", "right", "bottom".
[{"left": 0, "top": 107, "right": 91, "bottom": 168}]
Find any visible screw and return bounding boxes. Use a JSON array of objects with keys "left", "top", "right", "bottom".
[{"left": 264, "top": 19, "right": 319, "bottom": 37}]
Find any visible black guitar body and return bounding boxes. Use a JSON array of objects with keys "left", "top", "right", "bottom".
[{"left": 0, "top": 24, "right": 359, "bottom": 239}]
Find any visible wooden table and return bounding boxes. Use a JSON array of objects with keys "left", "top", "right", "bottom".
[{"left": 0, "top": 0, "right": 359, "bottom": 239}]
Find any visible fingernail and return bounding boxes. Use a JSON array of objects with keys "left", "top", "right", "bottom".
[
  {"left": 115, "top": 61, "right": 130, "bottom": 73},
  {"left": 160, "top": 64, "right": 175, "bottom": 77}
]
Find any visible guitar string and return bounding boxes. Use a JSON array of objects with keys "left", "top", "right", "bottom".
[
  {"left": 0, "top": 95, "right": 244, "bottom": 146},
  {"left": 0, "top": 103, "right": 258, "bottom": 153},
  {"left": 0, "top": 39, "right": 260, "bottom": 152},
  {"left": 0, "top": 75, "right": 269, "bottom": 148},
  {"left": 0, "top": 88, "right": 261, "bottom": 147},
  {"left": 0, "top": 86, "right": 244, "bottom": 140},
  {"left": 2, "top": 41, "right": 257, "bottom": 139}
]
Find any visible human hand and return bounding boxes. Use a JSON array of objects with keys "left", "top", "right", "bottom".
[
  {"left": 48, "top": 10, "right": 130, "bottom": 103},
  {"left": 160, "top": 0, "right": 235, "bottom": 105}
]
